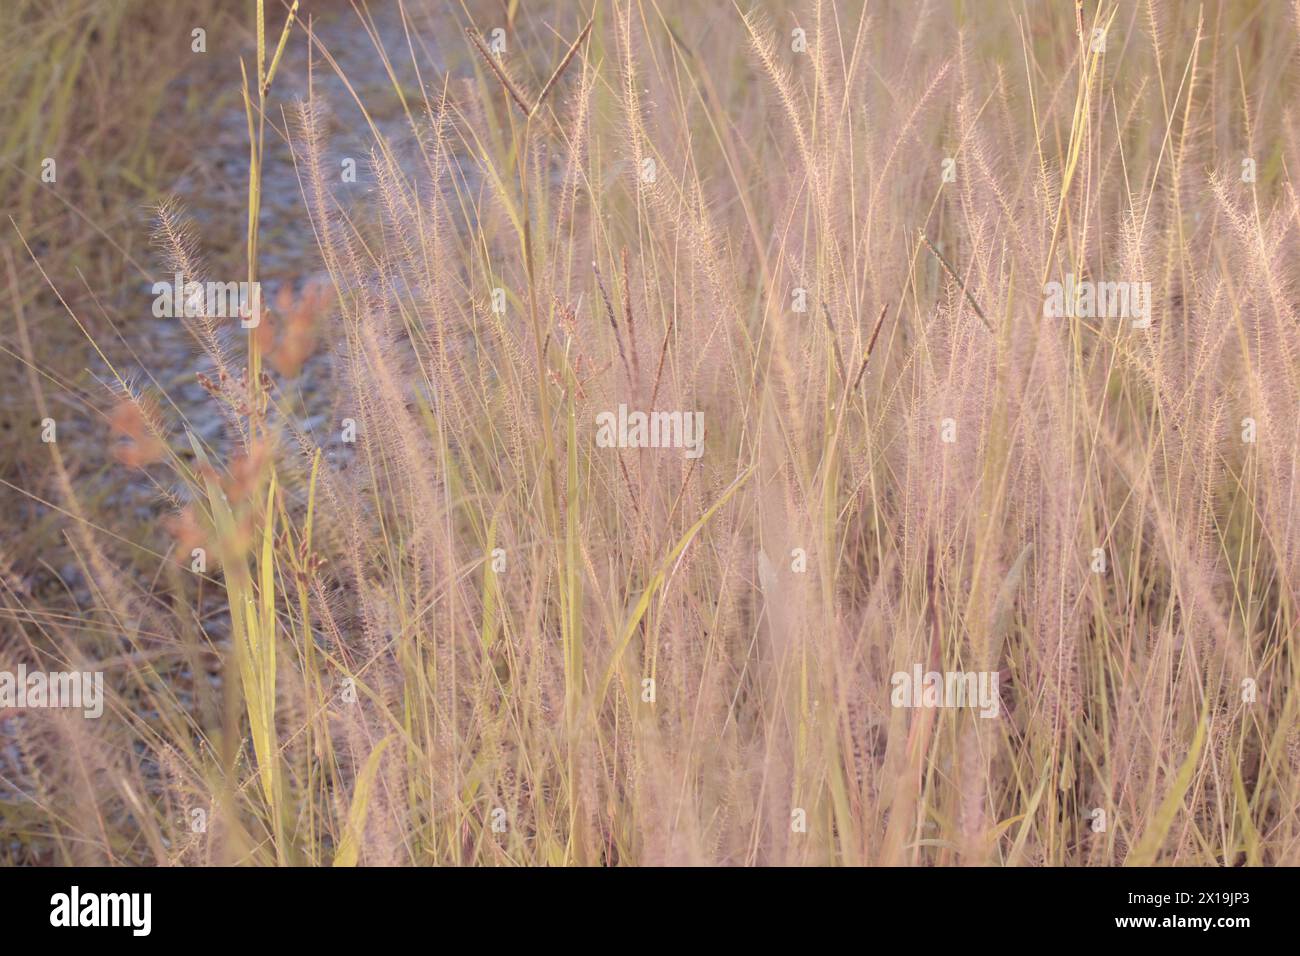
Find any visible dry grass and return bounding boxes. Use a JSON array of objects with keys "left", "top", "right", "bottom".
[{"left": 3, "top": 0, "right": 1299, "bottom": 866}]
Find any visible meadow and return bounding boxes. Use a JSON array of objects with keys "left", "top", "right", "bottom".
[{"left": 2, "top": 0, "right": 1298, "bottom": 866}]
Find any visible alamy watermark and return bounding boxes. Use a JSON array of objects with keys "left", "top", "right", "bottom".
[
  {"left": 0, "top": 665, "right": 104, "bottom": 718},
  {"left": 890, "top": 665, "right": 1000, "bottom": 718},
  {"left": 50, "top": 886, "right": 150, "bottom": 936},
  {"left": 1043, "top": 273, "right": 1151, "bottom": 328},
  {"left": 595, "top": 404, "right": 704, "bottom": 458},
  {"left": 151, "top": 273, "right": 263, "bottom": 327}
]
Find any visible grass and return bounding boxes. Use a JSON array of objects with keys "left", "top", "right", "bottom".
[{"left": 2, "top": 0, "right": 1299, "bottom": 866}]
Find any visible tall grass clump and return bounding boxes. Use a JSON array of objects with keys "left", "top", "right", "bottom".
[{"left": 3, "top": 0, "right": 1299, "bottom": 866}]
